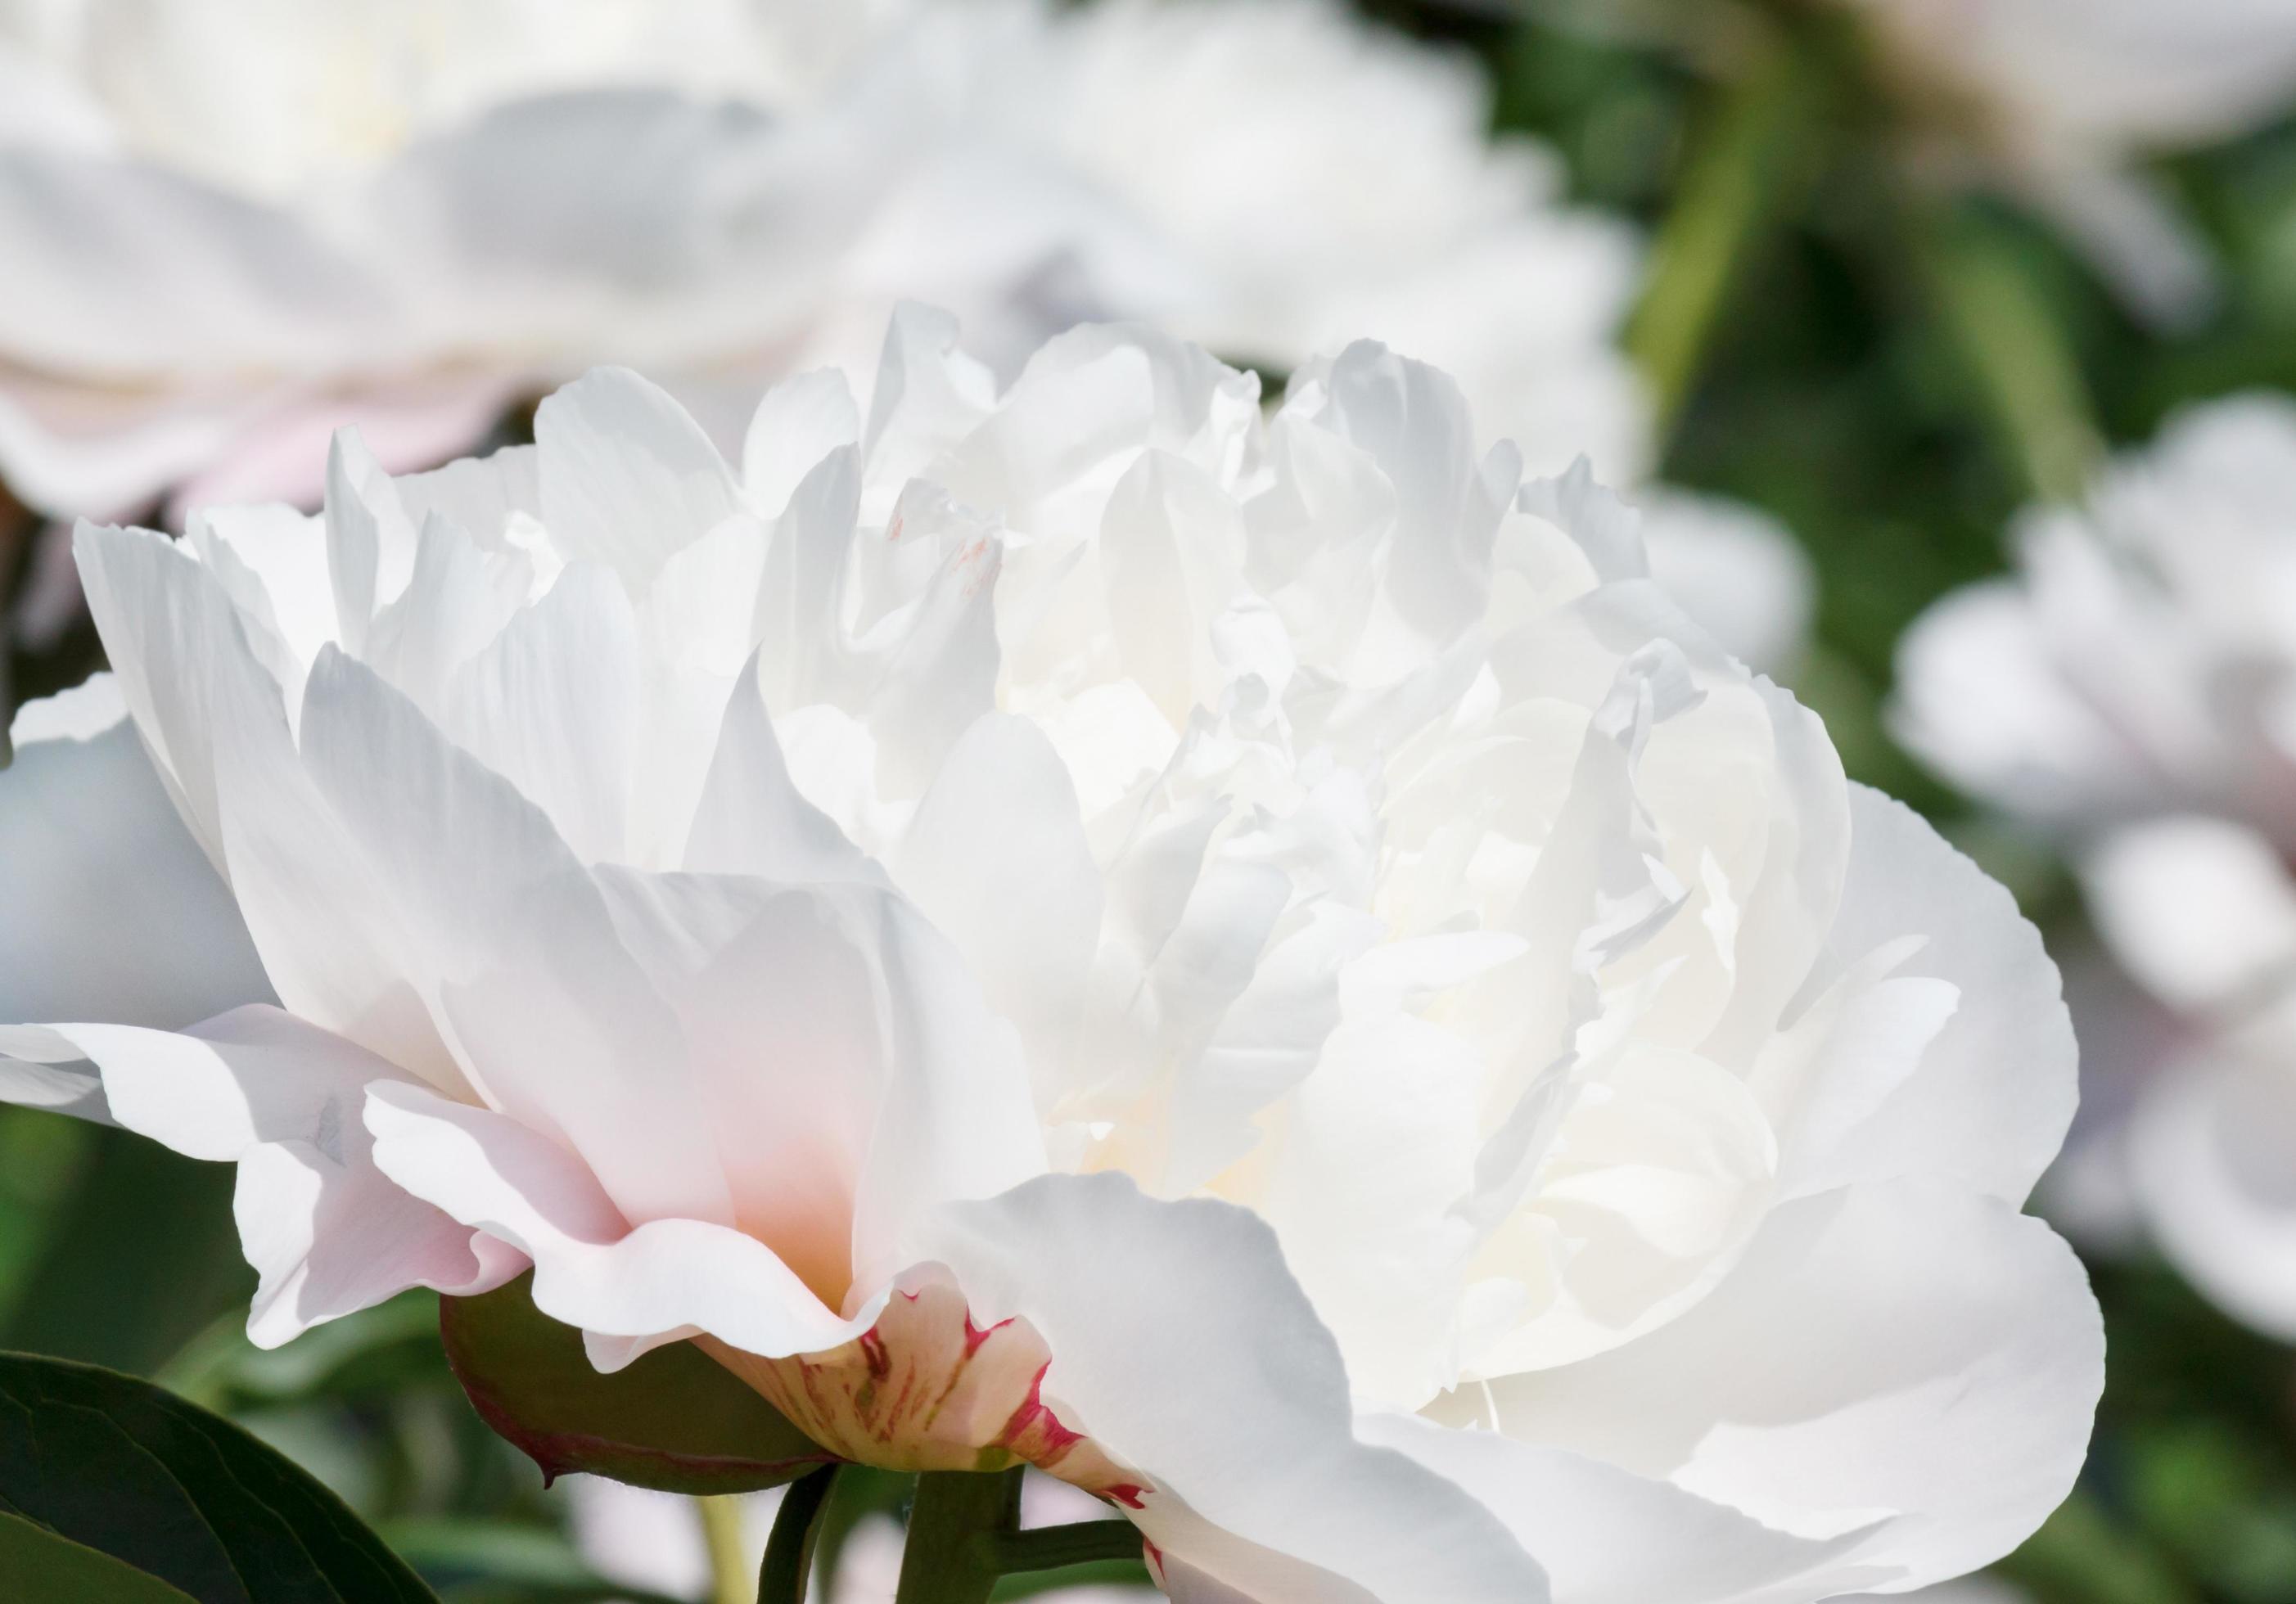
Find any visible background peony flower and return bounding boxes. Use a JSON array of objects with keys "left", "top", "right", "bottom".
[
  {"left": 1841, "top": 0, "right": 2296, "bottom": 325},
  {"left": 0, "top": 0, "right": 1813, "bottom": 689},
  {"left": 1896, "top": 393, "right": 2296, "bottom": 1338},
  {"left": 0, "top": 312, "right": 2095, "bottom": 1599}
]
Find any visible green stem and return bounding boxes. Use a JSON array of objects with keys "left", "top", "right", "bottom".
[
  {"left": 1626, "top": 23, "right": 1814, "bottom": 444},
  {"left": 987, "top": 1520, "right": 1145, "bottom": 1574},
  {"left": 1918, "top": 205, "right": 2104, "bottom": 503},
  {"left": 892, "top": 1469, "right": 1022, "bottom": 1604},
  {"left": 758, "top": 1467, "right": 840, "bottom": 1604},
  {"left": 698, "top": 1496, "right": 754, "bottom": 1604}
]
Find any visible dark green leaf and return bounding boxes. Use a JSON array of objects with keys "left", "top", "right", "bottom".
[
  {"left": 440, "top": 1273, "right": 835, "bottom": 1494},
  {"left": 0, "top": 1509, "right": 200, "bottom": 1602},
  {"left": 0, "top": 1127, "right": 250, "bottom": 1375},
  {"left": 0, "top": 1349, "right": 437, "bottom": 1602}
]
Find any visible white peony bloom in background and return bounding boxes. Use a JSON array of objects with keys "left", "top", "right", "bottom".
[
  {"left": 0, "top": 312, "right": 2093, "bottom": 1600},
  {"left": 1897, "top": 393, "right": 2296, "bottom": 1338},
  {"left": 1006, "top": 0, "right": 1649, "bottom": 484},
  {"left": 0, "top": 0, "right": 1816, "bottom": 687},
  {"left": 1842, "top": 0, "right": 2296, "bottom": 324},
  {"left": 0, "top": 0, "right": 1634, "bottom": 520}
]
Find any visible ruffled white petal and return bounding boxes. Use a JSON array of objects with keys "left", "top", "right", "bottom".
[
  {"left": 914, "top": 1172, "right": 1549, "bottom": 1604},
  {"left": 1786, "top": 786, "right": 2076, "bottom": 1205},
  {"left": 1472, "top": 1178, "right": 2101, "bottom": 1594},
  {"left": 4, "top": 1007, "right": 516, "bottom": 1345},
  {"left": 363, "top": 1079, "right": 874, "bottom": 1362}
]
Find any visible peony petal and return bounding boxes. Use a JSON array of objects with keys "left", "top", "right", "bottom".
[
  {"left": 1356, "top": 1413, "right": 1866, "bottom": 1604},
  {"left": 895, "top": 714, "right": 1103, "bottom": 1098},
  {"left": 440, "top": 562, "right": 642, "bottom": 865},
  {"left": 297, "top": 647, "right": 733, "bottom": 1229},
  {"left": 13, "top": 1007, "right": 514, "bottom": 1345},
  {"left": 535, "top": 367, "right": 748, "bottom": 587},
  {"left": 0, "top": 675, "right": 269, "bottom": 1031},
  {"left": 683, "top": 652, "right": 881, "bottom": 885},
  {"left": 742, "top": 367, "right": 860, "bottom": 517},
  {"left": 1468, "top": 1179, "right": 2100, "bottom": 1594},
  {"left": 913, "top": 1172, "right": 1548, "bottom": 1603},
  {"left": 365, "top": 1080, "right": 873, "bottom": 1361},
  {"left": 1790, "top": 786, "right": 2075, "bottom": 1205}
]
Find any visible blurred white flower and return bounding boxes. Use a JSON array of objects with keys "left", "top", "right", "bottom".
[
  {"left": 0, "top": 0, "right": 1816, "bottom": 693},
  {"left": 1008, "top": 0, "right": 1649, "bottom": 483},
  {"left": 1843, "top": 0, "right": 2296, "bottom": 323},
  {"left": 1897, "top": 392, "right": 2296, "bottom": 1336},
  {"left": 0, "top": 313, "right": 2092, "bottom": 1599},
  {"left": 0, "top": 0, "right": 1646, "bottom": 519}
]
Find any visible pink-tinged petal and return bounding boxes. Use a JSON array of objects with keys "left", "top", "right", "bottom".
[
  {"left": 363, "top": 1081, "right": 872, "bottom": 1362},
  {"left": 0, "top": 676, "right": 269, "bottom": 1030},
  {"left": 913, "top": 1172, "right": 1549, "bottom": 1603},
  {"left": 166, "top": 377, "right": 518, "bottom": 525},
  {"left": 846, "top": 895, "right": 1048, "bottom": 1295},
  {"left": 2130, "top": 1050, "right": 2296, "bottom": 1341},
  {"left": 589, "top": 872, "right": 903, "bottom": 1310},
  {"left": 296, "top": 648, "right": 733, "bottom": 1230},
  {"left": 1789, "top": 787, "right": 2075, "bottom": 1205},
  {"left": 1473, "top": 1179, "right": 2100, "bottom": 1594},
  {"left": 1355, "top": 1416, "right": 1866, "bottom": 1604},
  {"left": 0, "top": 370, "right": 272, "bottom": 520},
  {"left": 11, "top": 1007, "right": 515, "bottom": 1345}
]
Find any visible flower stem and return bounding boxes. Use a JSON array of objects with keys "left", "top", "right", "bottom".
[
  {"left": 699, "top": 1494, "right": 755, "bottom": 1604},
  {"left": 987, "top": 1519, "right": 1146, "bottom": 1573},
  {"left": 1917, "top": 205, "right": 2104, "bottom": 503},
  {"left": 758, "top": 1466, "right": 841, "bottom": 1604},
  {"left": 1626, "top": 19, "right": 1816, "bottom": 444},
  {"left": 891, "top": 1468, "right": 1022, "bottom": 1604}
]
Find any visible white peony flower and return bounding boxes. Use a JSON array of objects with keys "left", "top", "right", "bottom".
[
  {"left": 1897, "top": 392, "right": 2296, "bottom": 1336},
  {"left": 0, "top": 313, "right": 2095, "bottom": 1600},
  {"left": 1842, "top": 0, "right": 2296, "bottom": 323}
]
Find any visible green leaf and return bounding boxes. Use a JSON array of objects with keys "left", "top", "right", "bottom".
[
  {"left": 0, "top": 1349, "right": 438, "bottom": 1602},
  {"left": 0, "top": 1510, "right": 200, "bottom": 1602},
  {"left": 0, "top": 1126, "right": 251, "bottom": 1375},
  {"left": 440, "top": 1273, "right": 835, "bottom": 1494}
]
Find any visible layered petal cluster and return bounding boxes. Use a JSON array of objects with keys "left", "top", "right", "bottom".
[
  {"left": 1842, "top": 0, "right": 2296, "bottom": 322},
  {"left": 1897, "top": 393, "right": 2296, "bottom": 1336},
  {"left": 1, "top": 313, "right": 2095, "bottom": 1601}
]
